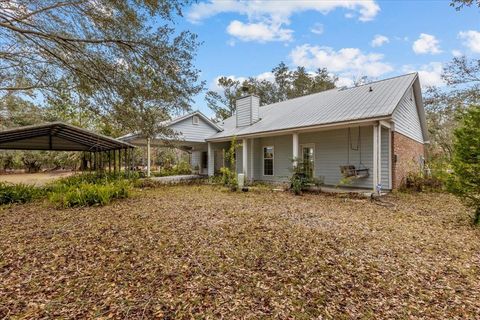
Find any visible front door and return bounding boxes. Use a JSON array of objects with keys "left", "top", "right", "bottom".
[{"left": 301, "top": 144, "right": 315, "bottom": 178}]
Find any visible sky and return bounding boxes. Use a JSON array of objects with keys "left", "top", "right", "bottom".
[{"left": 173, "top": 0, "right": 480, "bottom": 116}]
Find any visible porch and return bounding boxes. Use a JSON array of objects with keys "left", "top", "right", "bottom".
[{"left": 207, "top": 122, "right": 392, "bottom": 191}]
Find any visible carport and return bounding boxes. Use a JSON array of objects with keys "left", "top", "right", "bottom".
[{"left": 0, "top": 122, "right": 135, "bottom": 172}]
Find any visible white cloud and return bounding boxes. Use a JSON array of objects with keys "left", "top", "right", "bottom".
[
  {"left": 226, "top": 20, "right": 293, "bottom": 42},
  {"left": 412, "top": 33, "right": 441, "bottom": 55},
  {"left": 188, "top": 0, "right": 379, "bottom": 42},
  {"left": 451, "top": 49, "right": 463, "bottom": 57},
  {"left": 289, "top": 44, "right": 393, "bottom": 79},
  {"left": 256, "top": 71, "right": 275, "bottom": 82},
  {"left": 403, "top": 62, "right": 445, "bottom": 87},
  {"left": 371, "top": 34, "right": 389, "bottom": 47},
  {"left": 336, "top": 77, "right": 354, "bottom": 87},
  {"left": 458, "top": 30, "right": 480, "bottom": 53},
  {"left": 310, "top": 23, "right": 324, "bottom": 35},
  {"left": 188, "top": 0, "right": 380, "bottom": 23}
]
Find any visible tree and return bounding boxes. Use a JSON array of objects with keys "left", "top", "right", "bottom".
[
  {"left": 424, "top": 56, "right": 480, "bottom": 160},
  {"left": 450, "top": 0, "right": 480, "bottom": 9},
  {"left": 205, "top": 62, "right": 336, "bottom": 120},
  {"left": 447, "top": 106, "right": 480, "bottom": 224},
  {"left": 0, "top": 0, "right": 203, "bottom": 138}
]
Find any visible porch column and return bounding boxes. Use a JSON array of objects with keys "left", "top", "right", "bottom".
[
  {"left": 373, "top": 124, "right": 378, "bottom": 192},
  {"left": 292, "top": 132, "right": 299, "bottom": 167},
  {"left": 146, "top": 137, "right": 151, "bottom": 177},
  {"left": 207, "top": 142, "right": 214, "bottom": 176},
  {"left": 377, "top": 124, "right": 382, "bottom": 191},
  {"left": 242, "top": 138, "right": 248, "bottom": 175},
  {"left": 249, "top": 139, "right": 254, "bottom": 181},
  {"left": 373, "top": 123, "right": 382, "bottom": 193}
]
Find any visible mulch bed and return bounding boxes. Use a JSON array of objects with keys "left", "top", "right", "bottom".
[{"left": 1, "top": 185, "right": 479, "bottom": 318}]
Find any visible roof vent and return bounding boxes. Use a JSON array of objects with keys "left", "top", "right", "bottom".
[{"left": 369, "top": 86, "right": 373, "bottom": 92}]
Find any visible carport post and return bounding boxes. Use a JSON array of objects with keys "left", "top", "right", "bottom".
[
  {"left": 108, "top": 151, "right": 111, "bottom": 173},
  {"left": 147, "top": 137, "right": 151, "bottom": 177},
  {"left": 113, "top": 150, "right": 117, "bottom": 174},
  {"left": 124, "top": 148, "right": 127, "bottom": 174}
]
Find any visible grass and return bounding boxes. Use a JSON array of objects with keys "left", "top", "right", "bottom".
[{"left": 0, "top": 185, "right": 479, "bottom": 318}]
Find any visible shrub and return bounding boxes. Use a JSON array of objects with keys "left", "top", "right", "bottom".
[
  {"left": 48, "top": 180, "right": 131, "bottom": 208},
  {"left": 289, "top": 159, "right": 321, "bottom": 195},
  {"left": 219, "top": 136, "right": 240, "bottom": 191},
  {"left": 0, "top": 182, "right": 45, "bottom": 205},
  {"left": 400, "top": 171, "right": 443, "bottom": 192},
  {"left": 50, "top": 171, "right": 138, "bottom": 188},
  {"left": 152, "top": 161, "right": 192, "bottom": 177},
  {"left": 446, "top": 105, "right": 480, "bottom": 225},
  {"left": 220, "top": 167, "right": 237, "bottom": 191}
]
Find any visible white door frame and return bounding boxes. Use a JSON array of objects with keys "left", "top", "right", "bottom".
[{"left": 301, "top": 143, "right": 315, "bottom": 177}]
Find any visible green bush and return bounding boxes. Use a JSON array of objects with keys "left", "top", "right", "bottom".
[
  {"left": 0, "top": 182, "right": 45, "bottom": 205},
  {"left": 152, "top": 161, "right": 192, "bottom": 177},
  {"left": 220, "top": 166, "right": 237, "bottom": 191},
  {"left": 289, "top": 159, "right": 321, "bottom": 195},
  {"left": 48, "top": 180, "right": 131, "bottom": 208},
  {"left": 49, "top": 171, "right": 138, "bottom": 188},
  {"left": 400, "top": 171, "right": 443, "bottom": 192},
  {"left": 447, "top": 105, "right": 480, "bottom": 224}
]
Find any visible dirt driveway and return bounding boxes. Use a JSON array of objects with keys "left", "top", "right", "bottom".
[{"left": 0, "top": 171, "right": 75, "bottom": 186}]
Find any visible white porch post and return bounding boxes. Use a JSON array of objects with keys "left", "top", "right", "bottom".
[
  {"left": 242, "top": 138, "right": 248, "bottom": 175},
  {"left": 146, "top": 137, "right": 151, "bottom": 177},
  {"left": 207, "top": 142, "right": 214, "bottom": 176},
  {"left": 373, "top": 123, "right": 383, "bottom": 193},
  {"left": 292, "top": 132, "right": 299, "bottom": 167},
  {"left": 377, "top": 124, "right": 382, "bottom": 191},
  {"left": 249, "top": 139, "right": 254, "bottom": 181},
  {"left": 373, "top": 124, "right": 378, "bottom": 192}
]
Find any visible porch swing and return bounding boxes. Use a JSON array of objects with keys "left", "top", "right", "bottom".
[{"left": 339, "top": 127, "right": 369, "bottom": 179}]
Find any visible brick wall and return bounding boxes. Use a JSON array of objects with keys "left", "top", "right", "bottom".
[{"left": 392, "top": 132, "right": 425, "bottom": 189}]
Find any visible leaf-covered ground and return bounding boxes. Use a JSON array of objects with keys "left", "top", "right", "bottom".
[{"left": 1, "top": 185, "right": 479, "bottom": 319}]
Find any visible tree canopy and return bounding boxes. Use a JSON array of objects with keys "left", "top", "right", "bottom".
[
  {"left": 0, "top": 0, "right": 203, "bottom": 137},
  {"left": 205, "top": 62, "right": 337, "bottom": 120},
  {"left": 447, "top": 106, "right": 480, "bottom": 224}
]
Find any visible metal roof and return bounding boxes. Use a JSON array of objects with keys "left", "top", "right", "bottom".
[
  {"left": 166, "top": 111, "right": 223, "bottom": 131},
  {"left": 0, "top": 122, "right": 135, "bottom": 151},
  {"left": 208, "top": 73, "right": 419, "bottom": 140}
]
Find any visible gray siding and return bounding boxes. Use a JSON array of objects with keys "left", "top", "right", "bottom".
[
  {"left": 381, "top": 127, "right": 390, "bottom": 189},
  {"left": 191, "top": 151, "right": 201, "bottom": 168},
  {"left": 299, "top": 127, "right": 373, "bottom": 188},
  {"left": 392, "top": 88, "right": 424, "bottom": 143},
  {"left": 251, "top": 134, "right": 293, "bottom": 182},
  {"left": 169, "top": 115, "right": 218, "bottom": 143}
]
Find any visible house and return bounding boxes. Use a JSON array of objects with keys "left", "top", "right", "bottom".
[{"left": 122, "top": 72, "right": 428, "bottom": 191}]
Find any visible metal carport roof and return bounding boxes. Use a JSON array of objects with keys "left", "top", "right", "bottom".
[{"left": 0, "top": 122, "right": 135, "bottom": 151}]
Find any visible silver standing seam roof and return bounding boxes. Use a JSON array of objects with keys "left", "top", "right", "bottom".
[{"left": 208, "top": 72, "right": 420, "bottom": 140}]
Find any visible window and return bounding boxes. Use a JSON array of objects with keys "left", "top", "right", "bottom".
[
  {"left": 192, "top": 115, "right": 199, "bottom": 125},
  {"left": 263, "top": 146, "right": 274, "bottom": 176}
]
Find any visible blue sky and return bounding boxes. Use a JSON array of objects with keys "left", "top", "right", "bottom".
[{"left": 174, "top": 0, "right": 480, "bottom": 116}]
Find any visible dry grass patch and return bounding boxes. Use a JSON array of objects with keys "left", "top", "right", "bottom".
[{"left": 0, "top": 185, "right": 479, "bottom": 318}]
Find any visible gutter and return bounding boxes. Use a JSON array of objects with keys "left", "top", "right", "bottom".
[{"left": 205, "top": 115, "right": 392, "bottom": 142}]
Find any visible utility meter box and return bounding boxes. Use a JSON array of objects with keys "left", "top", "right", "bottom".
[{"left": 237, "top": 173, "right": 245, "bottom": 188}]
